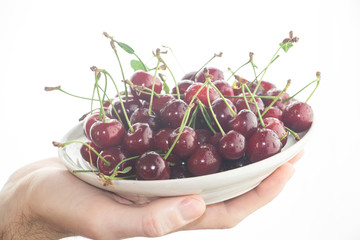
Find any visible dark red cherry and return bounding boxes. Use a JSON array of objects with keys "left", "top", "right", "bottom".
[
  {"left": 262, "top": 89, "right": 290, "bottom": 111},
  {"left": 217, "top": 130, "right": 246, "bottom": 160},
  {"left": 153, "top": 128, "right": 173, "bottom": 153},
  {"left": 263, "top": 117, "right": 288, "bottom": 146},
  {"left": 80, "top": 141, "right": 102, "bottom": 167},
  {"left": 227, "top": 109, "right": 258, "bottom": 139},
  {"left": 184, "top": 82, "right": 220, "bottom": 107},
  {"left": 97, "top": 146, "right": 134, "bottom": 177},
  {"left": 151, "top": 94, "right": 175, "bottom": 114},
  {"left": 110, "top": 97, "right": 142, "bottom": 126},
  {"left": 123, "top": 123, "right": 154, "bottom": 156},
  {"left": 260, "top": 81, "right": 277, "bottom": 94},
  {"left": 171, "top": 80, "right": 194, "bottom": 96},
  {"left": 83, "top": 112, "right": 100, "bottom": 139},
  {"left": 195, "top": 129, "right": 212, "bottom": 145},
  {"left": 160, "top": 99, "right": 188, "bottom": 129},
  {"left": 170, "top": 162, "right": 193, "bottom": 179},
  {"left": 195, "top": 67, "right": 224, "bottom": 83},
  {"left": 181, "top": 71, "right": 197, "bottom": 80},
  {"left": 246, "top": 128, "right": 282, "bottom": 163},
  {"left": 210, "top": 98, "right": 237, "bottom": 129},
  {"left": 89, "top": 118, "right": 125, "bottom": 148},
  {"left": 282, "top": 101, "right": 313, "bottom": 133},
  {"left": 168, "top": 126, "right": 198, "bottom": 158},
  {"left": 187, "top": 144, "right": 221, "bottom": 176},
  {"left": 212, "top": 80, "right": 235, "bottom": 101},
  {"left": 129, "top": 108, "right": 160, "bottom": 131},
  {"left": 209, "top": 132, "right": 223, "bottom": 146},
  {"left": 135, "top": 151, "right": 170, "bottom": 180},
  {"left": 234, "top": 93, "right": 264, "bottom": 115},
  {"left": 221, "top": 155, "right": 251, "bottom": 171},
  {"left": 130, "top": 70, "right": 162, "bottom": 101},
  {"left": 262, "top": 107, "right": 283, "bottom": 120}
]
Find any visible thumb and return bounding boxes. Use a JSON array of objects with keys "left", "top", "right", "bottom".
[{"left": 119, "top": 195, "right": 206, "bottom": 238}]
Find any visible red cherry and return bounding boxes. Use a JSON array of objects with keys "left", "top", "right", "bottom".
[
  {"left": 129, "top": 108, "right": 160, "bottom": 131},
  {"left": 187, "top": 144, "right": 221, "bottom": 176},
  {"left": 227, "top": 109, "right": 258, "bottom": 139},
  {"left": 171, "top": 80, "right": 194, "bottom": 96},
  {"left": 181, "top": 71, "right": 197, "bottom": 80},
  {"left": 83, "top": 112, "right": 100, "bottom": 139},
  {"left": 89, "top": 118, "right": 125, "bottom": 148},
  {"left": 262, "top": 107, "right": 283, "bottom": 120},
  {"left": 110, "top": 97, "right": 142, "bottom": 126},
  {"left": 260, "top": 81, "right": 277, "bottom": 94},
  {"left": 246, "top": 128, "right": 282, "bottom": 163},
  {"left": 80, "top": 141, "right": 102, "bottom": 167},
  {"left": 282, "top": 101, "right": 313, "bottom": 132},
  {"left": 263, "top": 117, "right": 288, "bottom": 146},
  {"left": 97, "top": 146, "right": 134, "bottom": 178},
  {"left": 153, "top": 128, "right": 173, "bottom": 153},
  {"left": 160, "top": 99, "right": 188, "bottom": 129},
  {"left": 135, "top": 151, "right": 170, "bottom": 180},
  {"left": 210, "top": 98, "right": 237, "bottom": 129},
  {"left": 184, "top": 83, "right": 220, "bottom": 107},
  {"left": 123, "top": 123, "right": 154, "bottom": 156},
  {"left": 195, "top": 67, "right": 224, "bottom": 83},
  {"left": 151, "top": 94, "right": 176, "bottom": 114},
  {"left": 217, "top": 130, "right": 246, "bottom": 160},
  {"left": 130, "top": 71, "right": 162, "bottom": 101},
  {"left": 168, "top": 126, "right": 198, "bottom": 158},
  {"left": 262, "top": 89, "right": 290, "bottom": 111},
  {"left": 234, "top": 93, "right": 264, "bottom": 115},
  {"left": 212, "top": 80, "right": 235, "bottom": 101}
]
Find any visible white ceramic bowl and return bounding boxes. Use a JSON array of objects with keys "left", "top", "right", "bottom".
[{"left": 59, "top": 121, "right": 313, "bottom": 205}]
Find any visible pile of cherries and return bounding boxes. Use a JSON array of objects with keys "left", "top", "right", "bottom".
[{"left": 78, "top": 65, "right": 315, "bottom": 181}]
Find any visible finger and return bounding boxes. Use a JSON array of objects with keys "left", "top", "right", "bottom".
[
  {"left": 93, "top": 194, "right": 206, "bottom": 239},
  {"left": 185, "top": 162, "right": 295, "bottom": 230}
]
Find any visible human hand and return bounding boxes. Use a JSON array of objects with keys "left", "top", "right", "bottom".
[{"left": 0, "top": 151, "right": 302, "bottom": 240}]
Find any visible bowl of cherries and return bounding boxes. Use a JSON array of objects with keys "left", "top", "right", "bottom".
[{"left": 53, "top": 31, "right": 320, "bottom": 205}]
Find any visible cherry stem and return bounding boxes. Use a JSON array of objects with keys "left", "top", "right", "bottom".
[
  {"left": 252, "top": 47, "right": 281, "bottom": 94},
  {"left": 45, "top": 86, "right": 100, "bottom": 102},
  {"left": 111, "top": 40, "right": 129, "bottom": 101},
  {"left": 187, "top": 104, "right": 199, "bottom": 128},
  {"left": 207, "top": 84, "right": 226, "bottom": 136},
  {"left": 109, "top": 155, "right": 139, "bottom": 179},
  {"left": 103, "top": 70, "right": 134, "bottom": 132},
  {"left": 190, "top": 52, "right": 222, "bottom": 80},
  {"left": 261, "top": 79, "right": 291, "bottom": 117},
  {"left": 94, "top": 71, "right": 106, "bottom": 122},
  {"left": 226, "top": 60, "right": 251, "bottom": 81},
  {"left": 163, "top": 105, "right": 193, "bottom": 160},
  {"left": 241, "top": 84, "right": 252, "bottom": 112},
  {"left": 157, "top": 52, "right": 181, "bottom": 99},
  {"left": 52, "top": 140, "right": 111, "bottom": 166},
  {"left": 285, "top": 127, "right": 301, "bottom": 141},
  {"left": 197, "top": 100, "right": 217, "bottom": 135},
  {"left": 148, "top": 58, "right": 161, "bottom": 115},
  {"left": 208, "top": 81, "right": 236, "bottom": 117},
  {"left": 243, "top": 83, "right": 265, "bottom": 128},
  {"left": 286, "top": 72, "right": 321, "bottom": 103}
]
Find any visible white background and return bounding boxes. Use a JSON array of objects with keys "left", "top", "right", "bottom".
[{"left": 1, "top": 0, "right": 359, "bottom": 239}]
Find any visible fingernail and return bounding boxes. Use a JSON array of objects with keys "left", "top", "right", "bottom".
[{"left": 178, "top": 197, "right": 205, "bottom": 222}]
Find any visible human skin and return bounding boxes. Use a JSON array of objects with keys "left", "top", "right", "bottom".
[{"left": 0, "top": 151, "right": 303, "bottom": 240}]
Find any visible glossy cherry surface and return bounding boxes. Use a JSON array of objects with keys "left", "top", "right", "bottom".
[
  {"left": 246, "top": 128, "right": 282, "bottom": 163},
  {"left": 282, "top": 101, "right": 313, "bottom": 132},
  {"left": 195, "top": 67, "right": 224, "bottom": 83},
  {"left": 130, "top": 70, "right": 162, "bottom": 101},
  {"left": 80, "top": 141, "right": 101, "bottom": 167},
  {"left": 184, "top": 82, "right": 220, "bottom": 107},
  {"left": 160, "top": 99, "right": 188, "bottom": 129},
  {"left": 227, "top": 109, "right": 258, "bottom": 139},
  {"left": 89, "top": 118, "right": 125, "bottom": 148},
  {"left": 263, "top": 117, "right": 288, "bottom": 146},
  {"left": 129, "top": 108, "right": 160, "bottom": 131},
  {"left": 135, "top": 151, "right": 170, "bottom": 180},
  {"left": 187, "top": 144, "right": 221, "bottom": 176},
  {"left": 97, "top": 146, "right": 133, "bottom": 177},
  {"left": 123, "top": 123, "right": 154, "bottom": 156},
  {"left": 168, "top": 126, "right": 198, "bottom": 158},
  {"left": 217, "top": 130, "right": 246, "bottom": 160}
]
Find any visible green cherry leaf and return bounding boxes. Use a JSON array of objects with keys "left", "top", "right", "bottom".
[
  {"left": 130, "top": 59, "right": 147, "bottom": 71},
  {"left": 279, "top": 42, "right": 293, "bottom": 53},
  {"left": 116, "top": 41, "right": 135, "bottom": 54}
]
